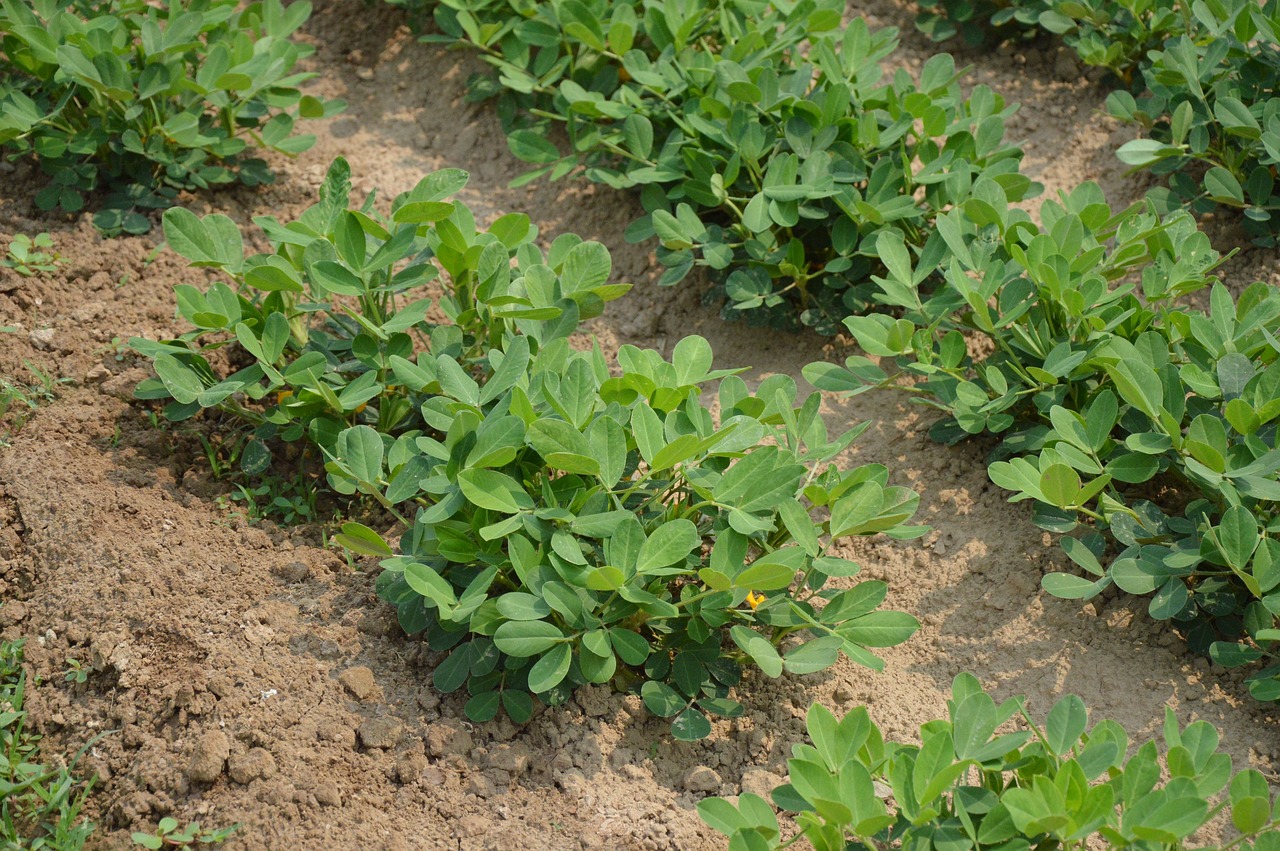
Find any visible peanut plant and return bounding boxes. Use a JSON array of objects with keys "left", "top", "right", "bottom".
[
  {"left": 808, "top": 181, "right": 1280, "bottom": 706},
  {"left": 414, "top": 0, "right": 1037, "bottom": 334},
  {"left": 702, "top": 674, "right": 1280, "bottom": 850},
  {"left": 133, "top": 158, "right": 928, "bottom": 738},
  {"left": 0, "top": 0, "right": 345, "bottom": 234}
]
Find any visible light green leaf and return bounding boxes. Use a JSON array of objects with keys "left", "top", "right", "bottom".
[
  {"left": 636, "top": 519, "right": 699, "bottom": 574},
  {"left": 457, "top": 468, "right": 533, "bottom": 514}
]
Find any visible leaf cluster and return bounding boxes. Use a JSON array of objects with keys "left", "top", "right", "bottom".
[
  {"left": 700, "top": 673, "right": 1280, "bottom": 850},
  {"left": 132, "top": 158, "right": 929, "bottom": 738},
  {"left": 912, "top": 0, "right": 1280, "bottom": 241},
  {"left": 0, "top": 0, "right": 345, "bottom": 234},
  {"left": 1, "top": 233, "right": 60, "bottom": 277},
  {"left": 1110, "top": 0, "right": 1280, "bottom": 243},
  {"left": 416, "top": 0, "right": 1036, "bottom": 334},
  {"left": 131, "top": 819, "right": 238, "bottom": 849},
  {"left": 806, "top": 181, "right": 1280, "bottom": 706},
  {"left": 914, "top": 0, "right": 1184, "bottom": 81}
]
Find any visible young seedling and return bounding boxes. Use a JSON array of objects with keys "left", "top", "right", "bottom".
[
  {"left": 131, "top": 819, "right": 238, "bottom": 849},
  {"left": 1, "top": 233, "right": 59, "bottom": 276}
]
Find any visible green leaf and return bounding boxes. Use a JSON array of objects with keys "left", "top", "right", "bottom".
[
  {"left": 840, "top": 611, "right": 920, "bottom": 648},
  {"left": 152, "top": 355, "right": 204, "bottom": 404},
  {"left": 672, "top": 707, "right": 713, "bottom": 741},
  {"left": 404, "top": 562, "right": 458, "bottom": 612},
  {"left": 731, "top": 625, "right": 783, "bottom": 677},
  {"left": 672, "top": 335, "right": 713, "bottom": 385},
  {"left": 1039, "top": 464, "right": 1081, "bottom": 508},
  {"left": 736, "top": 547, "right": 805, "bottom": 591},
  {"left": 641, "top": 681, "right": 686, "bottom": 717},
  {"left": 493, "top": 621, "right": 566, "bottom": 657},
  {"left": 502, "top": 690, "right": 535, "bottom": 723},
  {"left": 162, "top": 208, "right": 242, "bottom": 269},
  {"left": 636, "top": 519, "right": 699, "bottom": 574},
  {"left": 338, "top": 425, "right": 384, "bottom": 485},
  {"left": 1045, "top": 694, "right": 1087, "bottom": 756},
  {"left": 528, "top": 418, "right": 599, "bottom": 475},
  {"left": 1042, "top": 573, "right": 1105, "bottom": 599},
  {"left": 782, "top": 636, "right": 843, "bottom": 675},
  {"left": 1217, "top": 505, "right": 1260, "bottom": 570},
  {"left": 458, "top": 468, "right": 532, "bottom": 514},
  {"left": 464, "top": 691, "right": 501, "bottom": 722},
  {"left": 609, "top": 628, "right": 650, "bottom": 665},
  {"left": 527, "top": 643, "right": 573, "bottom": 693},
  {"left": 508, "top": 130, "right": 561, "bottom": 164},
  {"left": 1204, "top": 167, "right": 1244, "bottom": 204},
  {"left": 334, "top": 522, "right": 392, "bottom": 557}
]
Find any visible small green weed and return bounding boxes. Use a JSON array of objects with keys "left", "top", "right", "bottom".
[
  {"left": 62, "top": 660, "right": 87, "bottom": 686},
  {"left": 0, "top": 636, "right": 97, "bottom": 850},
  {"left": 131, "top": 819, "right": 238, "bottom": 849},
  {"left": 1, "top": 233, "right": 59, "bottom": 276},
  {"left": 226, "top": 475, "right": 319, "bottom": 526},
  {"left": 0, "top": 361, "right": 71, "bottom": 445}
]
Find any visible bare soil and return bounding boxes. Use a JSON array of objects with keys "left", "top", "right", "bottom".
[{"left": 2, "top": 1, "right": 1279, "bottom": 849}]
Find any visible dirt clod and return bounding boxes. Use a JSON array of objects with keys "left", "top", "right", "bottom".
[
  {"left": 424, "top": 718, "right": 473, "bottom": 757},
  {"left": 271, "top": 560, "right": 311, "bottom": 583},
  {"left": 28, "top": 328, "right": 55, "bottom": 351},
  {"left": 186, "top": 730, "right": 230, "bottom": 784},
  {"left": 337, "top": 665, "right": 380, "bottom": 701},
  {"left": 358, "top": 716, "right": 403, "bottom": 750},
  {"left": 0, "top": 601, "right": 26, "bottom": 625},
  {"left": 314, "top": 780, "right": 342, "bottom": 807},
  {"left": 228, "top": 748, "right": 277, "bottom": 785},
  {"left": 739, "top": 769, "right": 783, "bottom": 799},
  {"left": 682, "top": 765, "right": 721, "bottom": 794}
]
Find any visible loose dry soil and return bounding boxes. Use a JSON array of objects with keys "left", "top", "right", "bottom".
[{"left": 2, "top": 1, "right": 1280, "bottom": 848}]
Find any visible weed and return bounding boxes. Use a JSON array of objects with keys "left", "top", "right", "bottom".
[
  {"left": 131, "top": 819, "right": 238, "bottom": 849},
  {"left": 62, "top": 660, "right": 87, "bottom": 686},
  {"left": 1, "top": 233, "right": 59, "bottom": 276},
  {"left": 0, "top": 361, "right": 71, "bottom": 445},
  {"left": 0, "top": 636, "right": 97, "bottom": 850}
]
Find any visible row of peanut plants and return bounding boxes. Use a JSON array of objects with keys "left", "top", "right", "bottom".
[
  {"left": 916, "top": 0, "right": 1280, "bottom": 245},
  {"left": 0, "top": 0, "right": 344, "bottom": 234},
  {"left": 141, "top": 159, "right": 1280, "bottom": 851},
  {"left": 2, "top": 0, "right": 1279, "bottom": 847},
  {"left": 384, "top": 0, "right": 1280, "bottom": 717}
]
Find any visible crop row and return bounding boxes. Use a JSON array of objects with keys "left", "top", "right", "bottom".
[
  {"left": 140, "top": 158, "right": 1280, "bottom": 850},
  {"left": 0, "top": 0, "right": 343, "bottom": 234},
  {"left": 383, "top": 0, "right": 1280, "bottom": 716},
  {"left": 917, "top": 0, "right": 1280, "bottom": 244},
  {"left": 2, "top": 0, "right": 1279, "bottom": 846}
]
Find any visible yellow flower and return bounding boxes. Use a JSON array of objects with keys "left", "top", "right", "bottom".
[
  {"left": 275, "top": 389, "right": 293, "bottom": 405},
  {"left": 746, "top": 591, "right": 766, "bottom": 610}
]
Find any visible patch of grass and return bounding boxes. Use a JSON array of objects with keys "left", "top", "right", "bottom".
[
  {"left": 0, "top": 635, "right": 97, "bottom": 850},
  {"left": 0, "top": 361, "right": 71, "bottom": 447}
]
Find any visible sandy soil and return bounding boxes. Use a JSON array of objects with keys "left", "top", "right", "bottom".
[{"left": 2, "top": 1, "right": 1279, "bottom": 849}]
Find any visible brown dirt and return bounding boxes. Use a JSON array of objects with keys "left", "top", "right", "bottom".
[{"left": 2, "top": 1, "right": 1279, "bottom": 849}]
